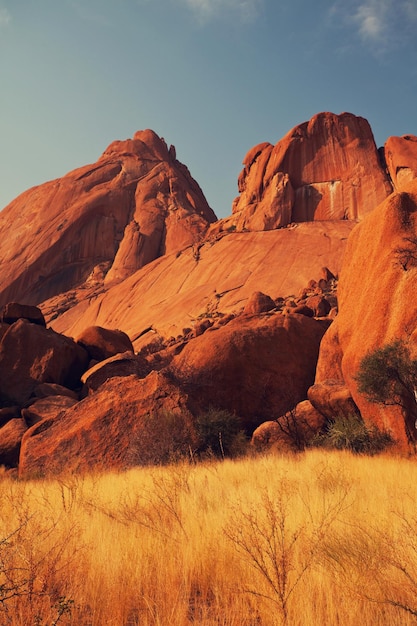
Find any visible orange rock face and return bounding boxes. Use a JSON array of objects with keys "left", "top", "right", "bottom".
[
  {"left": 384, "top": 135, "right": 417, "bottom": 190},
  {"left": 221, "top": 112, "right": 392, "bottom": 232},
  {"left": 19, "top": 372, "right": 196, "bottom": 477},
  {"left": 48, "top": 222, "right": 354, "bottom": 345},
  {"left": 315, "top": 180, "right": 417, "bottom": 446},
  {"left": 170, "top": 312, "right": 327, "bottom": 431},
  {"left": 0, "top": 130, "right": 216, "bottom": 308}
]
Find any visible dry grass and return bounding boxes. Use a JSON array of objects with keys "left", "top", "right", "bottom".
[{"left": 2, "top": 449, "right": 417, "bottom": 625}]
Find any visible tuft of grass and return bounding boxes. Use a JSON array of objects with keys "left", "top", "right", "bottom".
[{"left": 311, "top": 413, "right": 394, "bottom": 454}]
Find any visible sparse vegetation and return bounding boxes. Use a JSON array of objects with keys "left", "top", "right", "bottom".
[
  {"left": 356, "top": 339, "right": 417, "bottom": 441},
  {"left": 2, "top": 451, "right": 417, "bottom": 624},
  {"left": 312, "top": 413, "right": 393, "bottom": 454},
  {"left": 194, "top": 406, "right": 248, "bottom": 459}
]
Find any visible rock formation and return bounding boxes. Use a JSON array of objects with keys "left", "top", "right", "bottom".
[
  {"left": 0, "top": 111, "right": 417, "bottom": 469},
  {"left": 211, "top": 111, "right": 393, "bottom": 233},
  {"left": 47, "top": 222, "right": 353, "bottom": 346},
  {"left": 384, "top": 134, "right": 417, "bottom": 190},
  {"left": 314, "top": 179, "right": 417, "bottom": 447},
  {"left": 0, "top": 130, "right": 216, "bottom": 308}
]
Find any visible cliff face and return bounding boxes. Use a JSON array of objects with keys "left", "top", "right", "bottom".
[
  {"left": 211, "top": 112, "right": 393, "bottom": 234},
  {"left": 315, "top": 180, "right": 417, "bottom": 447},
  {"left": 0, "top": 130, "right": 216, "bottom": 307}
]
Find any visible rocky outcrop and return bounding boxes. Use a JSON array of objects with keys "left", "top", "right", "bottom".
[
  {"left": 251, "top": 400, "right": 325, "bottom": 452},
  {"left": 48, "top": 222, "right": 353, "bottom": 346},
  {"left": 75, "top": 326, "right": 134, "bottom": 362},
  {"left": 211, "top": 112, "right": 393, "bottom": 234},
  {"left": 170, "top": 312, "right": 328, "bottom": 431},
  {"left": 0, "top": 130, "right": 216, "bottom": 309},
  {"left": 314, "top": 180, "right": 417, "bottom": 447},
  {"left": 19, "top": 372, "right": 196, "bottom": 477},
  {"left": 0, "top": 418, "right": 27, "bottom": 468},
  {"left": 385, "top": 135, "right": 417, "bottom": 190},
  {"left": 0, "top": 319, "right": 88, "bottom": 405},
  {"left": 1, "top": 303, "right": 46, "bottom": 327}
]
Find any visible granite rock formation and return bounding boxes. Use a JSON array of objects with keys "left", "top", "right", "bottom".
[
  {"left": 211, "top": 112, "right": 393, "bottom": 234},
  {"left": 314, "top": 180, "right": 417, "bottom": 447},
  {"left": 0, "top": 130, "right": 216, "bottom": 309}
]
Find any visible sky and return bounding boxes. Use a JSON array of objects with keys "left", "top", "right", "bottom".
[{"left": 0, "top": 0, "right": 416, "bottom": 218}]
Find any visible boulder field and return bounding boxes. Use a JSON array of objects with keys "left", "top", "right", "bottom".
[{"left": 0, "top": 111, "right": 417, "bottom": 473}]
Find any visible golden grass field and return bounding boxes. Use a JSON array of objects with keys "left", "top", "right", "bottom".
[{"left": 2, "top": 449, "right": 417, "bottom": 625}]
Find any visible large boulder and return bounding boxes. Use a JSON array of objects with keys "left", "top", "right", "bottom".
[
  {"left": 315, "top": 180, "right": 417, "bottom": 446},
  {"left": 251, "top": 400, "right": 325, "bottom": 452},
  {"left": 1, "top": 303, "right": 46, "bottom": 327},
  {"left": 19, "top": 371, "right": 196, "bottom": 477},
  {"left": 0, "top": 130, "right": 216, "bottom": 308},
  {"left": 212, "top": 112, "right": 392, "bottom": 233},
  {"left": 170, "top": 312, "right": 328, "bottom": 431},
  {"left": 81, "top": 351, "right": 150, "bottom": 394},
  {"left": 21, "top": 396, "right": 79, "bottom": 427},
  {"left": 75, "top": 325, "right": 134, "bottom": 362},
  {"left": 0, "top": 319, "right": 89, "bottom": 405},
  {"left": 0, "top": 418, "right": 27, "bottom": 467},
  {"left": 384, "top": 135, "right": 417, "bottom": 190},
  {"left": 307, "top": 380, "right": 360, "bottom": 421}
]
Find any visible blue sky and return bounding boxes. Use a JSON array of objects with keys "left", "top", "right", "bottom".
[{"left": 0, "top": 0, "right": 416, "bottom": 218}]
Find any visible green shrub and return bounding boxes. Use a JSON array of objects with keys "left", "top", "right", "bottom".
[
  {"left": 355, "top": 340, "right": 417, "bottom": 409},
  {"left": 194, "top": 407, "right": 248, "bottom": 459},
  {"left": 312, "top": 414, "right": 393, "bottom": 455}
]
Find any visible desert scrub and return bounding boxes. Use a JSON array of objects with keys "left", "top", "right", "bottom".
[
  {"left": 312, "top": 413, "right": 393, "bottom": 454},
  {"left": 194, "top": 406, "right": 248, "bottom": 459}
]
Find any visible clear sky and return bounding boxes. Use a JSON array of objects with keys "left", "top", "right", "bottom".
[{"left": 0, "top": 0, "right": 416, "bottom": 218}]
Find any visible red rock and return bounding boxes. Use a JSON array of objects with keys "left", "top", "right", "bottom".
[
  {"left": 75, "top": 325, "right": 134, "bottom": 362},
  {"left": 315, "top": 180, "right": 417, "bottom": 446},
  {"left": 0, "top": 130, "right": 216, "bottom": 308},
  {"left": 251, "top": 400, "right": 325, "bottom": 451},
  {"left": 243, "top": 291, "right": 276, "bottom": 315},
  {"left": 307, "top": 381, "right": 360, "bottom": 420},
  {"left": 2, "top": 303, "right": 46, "bottom": 327},
  {"left": 170, "top": 312, "right": 327, "bottom": 431},
  {"left": 193, "top": 319, "right": 213, "bottom": 337},
  {"left": 0, "top": 418, "right": 27, "bottom": 467},
  {"left": 81, "top": 351, "right": 150, "bottom": 394},
  {"left": 22, "top": 396, "right": 78, "bottom": 427},
  {"left": 228, "top": 112, "right": 392, "bottom": 230},
  {"left": 384, "top": 135, "right": 417, "bottom": 190},
  {"left": 33, "top": 383, "right": 79, "bottom": 400},
  {"left": 19, "top": 372, "right": 196, "bottom": 477},
  {"left": 0, "top": 319, "right": 88, "bottom": 405},
  {"left": 305, "top": 295, "right": 331, "bottom": 317},
  {"left": 292, "top": 305, "right": 314, "bottom": 317},
  {"left": 49, "top": 222, "right": 354, "bottom": 348}
]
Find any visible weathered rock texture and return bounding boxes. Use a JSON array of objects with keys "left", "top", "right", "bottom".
[
  {"left": 211, "top": 112, "right": 393, "bottom": 233},
  {"left": 315, "top": 180, "right": 417, "bottom": 446},
  {"left": 19, "top": 372, "right": 196, "bottom": 477},
  {"left": 0, "top": 319, "right": 88, "bottom": 405},
  {"left": 385, "top": 135, "right": 417, "bottom": 190},
  {"left": 170, "top": 312, "right": 328, "bottom": 431},
  {"left": 0, "top": 130, "right": 216, "bottom": 309},
  {"left": 48, "top": 222, "right": 353, "bottom": 347}
]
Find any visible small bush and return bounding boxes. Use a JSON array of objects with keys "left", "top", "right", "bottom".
[
  {"left": 355, "top": 340, "right": 417, "bottom": 409},
  {"left": 126, "top": 410, "right": 197, "bottom": 466},
  {"left": 312, "top": 414, "right": 393, "bottom": 455},
  {"left": 194, "top": 407, "right": 248, "bottom": 459}
]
